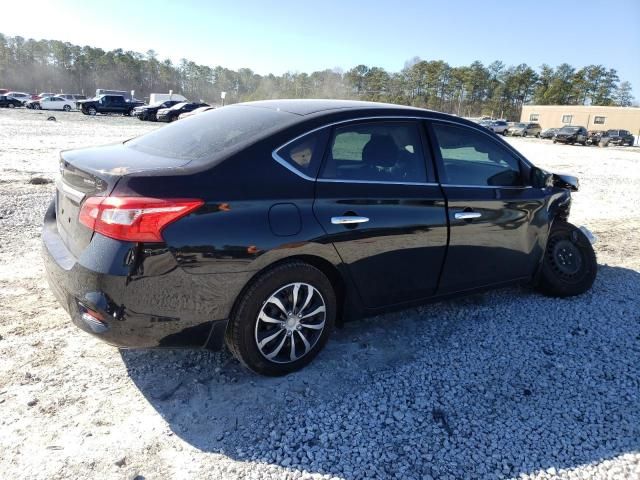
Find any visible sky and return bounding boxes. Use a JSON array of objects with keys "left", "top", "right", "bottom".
[{"left": 3, "top": 0, "right": 639, "bottom": 94}]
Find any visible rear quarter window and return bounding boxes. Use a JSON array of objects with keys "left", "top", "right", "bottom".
[{"left": 274, "top": 128, "right": 330, "bottom": 179}]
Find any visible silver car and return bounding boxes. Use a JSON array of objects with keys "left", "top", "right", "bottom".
[
  {"left": 487, "top": 120, "right": 509, "bottom": 135},
  {"left": 507, "top": 122, "right": 542, "bottom": 137}
]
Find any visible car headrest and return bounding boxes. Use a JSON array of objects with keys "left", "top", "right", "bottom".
[{"left": 362, "top": 135, "right": 398, "bottom": 168}]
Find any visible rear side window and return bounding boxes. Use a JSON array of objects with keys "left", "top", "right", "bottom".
[
  {"left": 275, "top": 128, "right": 330, "bottom": 178},
  {"left": 127, "top": 105, "right": 299, "bottom": 161},
  {"left": 432, "top": 123, "right": 523, "bottom": 187},
  {"left": 320, "top": 122, "right": 428, "bottom": 183}
]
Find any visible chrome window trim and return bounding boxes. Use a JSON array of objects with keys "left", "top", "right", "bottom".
[
  {"left": 441, "top": 184, "right": 533, "bottom": 190},
  {"left": 272, "top": 151, "right": 316, "bottom": 181},
  {"left": 318, "top": 178, "right": 440, "bottom": 186},
  {"left": 271, "top": 115, "right": 534, "bottom": 184}
]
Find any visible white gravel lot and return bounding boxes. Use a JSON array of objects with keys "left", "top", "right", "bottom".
[{"left": 0, "top": 108, "right": 639, "bottom": 480}]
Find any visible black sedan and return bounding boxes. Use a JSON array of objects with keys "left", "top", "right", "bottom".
[
  {"left": 42, "top": 100, "right": 598, "bottom": 376},
  {"left": 132, "top": 100, "right": 183, "bottom": 121},
  {"left": 156, "top": 101, "right": 209, "bottom": 122},
  {"left": 0, "top": 95, "right": 23, "bottom": 108},
  {"left": 540, "top": 128, "right": 558, "bottom": 140}
]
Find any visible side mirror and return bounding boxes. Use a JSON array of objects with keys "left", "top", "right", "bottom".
[
  {"left": 553, "top": 173, "right": 579, "bottom": 191},
  {"left": 530, "top": 167, "right": 553, "bottom": 189}
]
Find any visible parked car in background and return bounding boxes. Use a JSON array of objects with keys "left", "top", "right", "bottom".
[
  {"left": 586, "top": 130, "right": 605, "bottom": 146},
  {"left": 0, "top": 95, "right": 23, "bottom": 108},
  {"left": 0, "top": 88, "right": 8, "bottom": 95},
  {"left": 600, "top": 129, "right": 635, "bottom": 146},
  {"left": 178, "top": 105, "right": 215, "bottom": 120},
  {"left": 156, "top": 101, "right": 209, "bottom": 122},
  {"left": 42, "top": 99, "right": 597, "bottom": 376},
  {"left": 57, "top": 94, "right": 87, "bottom": 102},
  {"left": 149, "top": 93, "right": 187, "bottom": 104},
  {"left": 132, "top": 100, "right": 183, "bottom": 121},
  {"left": 507, "top": 122, "right": 542, "bottom": 137},
  {"left": 486, "top": 120, "right": 509, "bottom": 135},
  {"left": 30, "top": 96, "right": 76, "bottom": 111},
  {"left": 5, "top": 92, "right": 31, "bottom": 105},
  {"left": 24, "top": 99, "right": 40, "bottom": 109},
  {"left": 78, "top": 95, "right": 143, "bottom": 116},
  {"left": 553, "top": 126, "right": 588, "bottom": 145},
  {"left": 540, "top": 128, "right": 559, "bottom": 140}
]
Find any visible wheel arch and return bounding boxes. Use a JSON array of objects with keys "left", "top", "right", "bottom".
[{"left": 225, "top": 254, "right": 349, "bottom": 336}]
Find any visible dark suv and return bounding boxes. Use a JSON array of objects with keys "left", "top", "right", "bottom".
[
  {"left": 78, "top": 95, "right": 143, "bottom": 116},
  {"left": 553, "top": 126, "right": 588, "bottom": 145},
  {"left": 601, "top": 129, "right": 635, "bottom": 146}
]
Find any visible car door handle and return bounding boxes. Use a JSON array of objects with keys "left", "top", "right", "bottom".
[
  {"left": 331, "top": 216, "right": 369, "bottom": 225},
  {"left": 454, "top": 211, "right": 482, "bottom": 220}
]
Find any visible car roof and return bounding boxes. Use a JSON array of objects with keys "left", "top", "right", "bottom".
[{"left": 237, "top": 99, "right": 430, "bottom": 116}]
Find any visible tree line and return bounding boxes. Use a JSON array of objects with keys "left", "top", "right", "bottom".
[{"left": 0, "top": 33, "right": 635, "bottom": 120}]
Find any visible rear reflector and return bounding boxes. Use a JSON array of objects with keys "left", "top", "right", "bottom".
[
  {"left": 79, "top": 196, "right": 204, "bottom": 242},
  {"left": 77, "top": 303, "right": 109, "bottom": 333}
]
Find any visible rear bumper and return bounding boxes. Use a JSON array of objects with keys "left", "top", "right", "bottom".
[{"left": 42, "top": 200, "right": 239, "bottom": 350}]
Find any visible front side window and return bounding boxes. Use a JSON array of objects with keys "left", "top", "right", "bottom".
[
  {"left": 275, "top": 128, "right": 330, "bottom": 178},
  {"left": 593, "top": 116, "right": 605, "bottom": 125},
  {"left": 562, "top": 115, "right": 573, "bottom": 124},
  {"left": 320, "top": 122, "right": 427, "bottom": 183},
  {"left": 432, "top": 123, "right": 523, "bottom": 187}
]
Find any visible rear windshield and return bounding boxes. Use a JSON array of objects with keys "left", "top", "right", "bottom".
[{"left": 126, "top": 105, "right": 299, "bottom": 161}]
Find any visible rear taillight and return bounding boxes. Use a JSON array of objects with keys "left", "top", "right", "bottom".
[{"left": 79, "top": 196, "right": 204, "bottom": 242}]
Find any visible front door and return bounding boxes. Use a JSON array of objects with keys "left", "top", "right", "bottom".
[
  {"left": 313, "top": 120, "right": 448, "bottom": 308},
  {"left": 428, "top": 121, "right": 548, "bottom": 294}
]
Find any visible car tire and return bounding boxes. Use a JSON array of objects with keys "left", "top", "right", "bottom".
[
  {"left": 523, "top": 131, "right": 527, "bottom": 137},
  {"left": 88, "top": 107, "right": 97, "bottom": 116},
  {"left": 502, "top": 130, "right": 508, "bottom": 136},
  {"left": 536, "top": 133, "right": 540, "bottom": 138},
  {"left": 225, "top": 261, "right": 336, "bottom": 376},
  {"left": 553, "top": 139, "right": 557, "bottom": 144},
  {"left": 63, "top": 105, "right": 71, "bottom": 112},
  {"left": 8, "top": 103, "right": 15, "bottom": 109},
  {"left": 537, "top": 221, "right": 597, "bottom": 298}
]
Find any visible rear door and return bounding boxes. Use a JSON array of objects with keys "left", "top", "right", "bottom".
[
  {"left": 50, "top": 97, "right": 63, "bottom": 110},
  {"left": 428, "top": 121, "right": 548, "bottom": 294},
  {"left": 313, "top": 120, "right": 448, "bottom": 308}
]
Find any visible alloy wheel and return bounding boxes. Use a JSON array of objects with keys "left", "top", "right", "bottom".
[{"left": 254, "top": 282, "right": 326, "bottom": 364}]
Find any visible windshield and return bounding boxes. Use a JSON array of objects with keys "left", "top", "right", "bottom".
[
  {"left": 559, "top": 127, "right": 579, "bottom": 133},
  {"left": 170, "top": 102, "right": 188, "bottom": 110},
  {"left": 127, "top": 105, "right": 299, "bottom": 162}
]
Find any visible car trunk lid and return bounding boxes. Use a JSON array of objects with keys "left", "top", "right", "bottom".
[{"left": 56, "top": 143, "right": 191, "bottom": 257}]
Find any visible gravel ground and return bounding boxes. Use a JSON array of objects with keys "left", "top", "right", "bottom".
[{"left": 0, "top": 108, "right": 639, "bottom": 480}]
